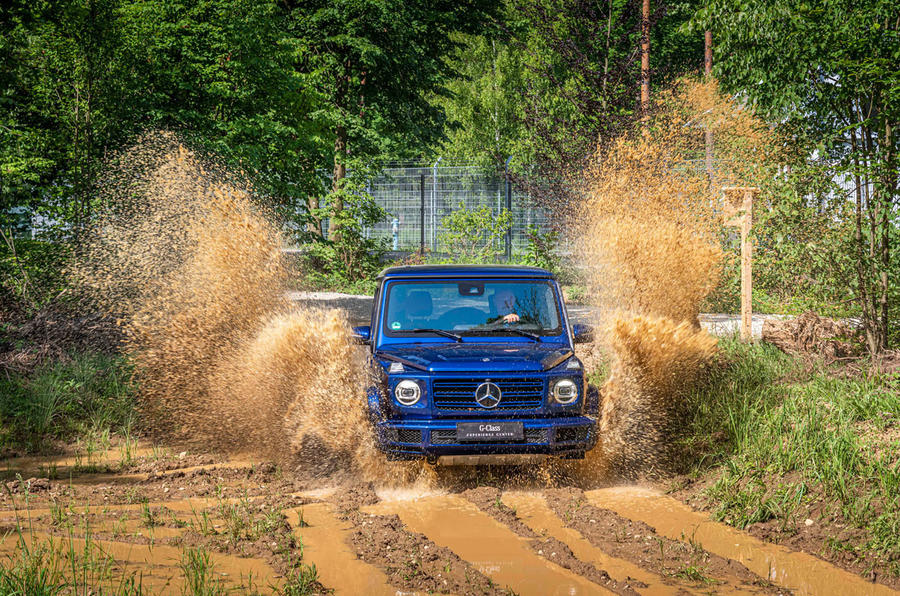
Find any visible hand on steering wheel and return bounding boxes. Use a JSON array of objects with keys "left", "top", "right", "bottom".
[{"left": 502, "top": 313, "right": 520, "bottom": 324}]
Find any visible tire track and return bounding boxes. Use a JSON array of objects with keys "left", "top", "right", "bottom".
[
  {"left": 285, "top": 503, "right": 401, "bottom": 595},
  {"left": 328, "top": 485, "right": 502, "bottom": 595},
  {"left": 545, "top": 488, "right": 780, "bottom": 594},
  {"left": 586, "top": 487, "right": 897, "bottom": 596},
  {"left": 366, "top": 492, "right": 615, "bottom": 595},
  {"left": 500, "top": 491, "right": 691, "bottom": 595},
  {"left": 463, "top": 487, "right": 640, "bottom": 595}
]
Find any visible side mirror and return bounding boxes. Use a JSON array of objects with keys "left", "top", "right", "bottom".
[
  {"left": 352, "top": 325, "right": 371, "bottom": 345},
  {"left": 572, "top": 323, "right": 593, "bottom": 344}
]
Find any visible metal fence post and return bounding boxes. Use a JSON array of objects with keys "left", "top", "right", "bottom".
[
  {"left": 431, "top": 157, "right": 442, "bottom": 252},
  {"left": 419, "top": 173, "right": 425, "bottom": 255},
  {"left": 504, "top": 156, "right": 513, "bottom": 261}
]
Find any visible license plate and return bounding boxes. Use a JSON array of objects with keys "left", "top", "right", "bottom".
[{"left": 456, "top": 422, "right": 524, "bottom": 442}]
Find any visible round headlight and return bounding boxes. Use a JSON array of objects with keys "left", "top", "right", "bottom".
[
  {"left": 552, "top": 378, "right": 578, "bottom": 404},
  {"left": 394, "top": 380, "right": 421, "bottom": 406}
]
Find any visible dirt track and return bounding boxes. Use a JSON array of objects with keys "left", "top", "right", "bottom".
[
  {"left": 287, "top": 291, "right": 791, "bottom": 338},
  {"left": 2, "top": 444, "right": 892, "bottom": 595}
]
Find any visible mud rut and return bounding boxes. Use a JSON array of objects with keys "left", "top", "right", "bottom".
[{"left": 1, "top": 445, "right": 891, "bottom": 595}]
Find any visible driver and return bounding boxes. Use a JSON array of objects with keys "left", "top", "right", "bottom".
[{"left": 488, "top": 290, "right": 519, "bottom": 324}]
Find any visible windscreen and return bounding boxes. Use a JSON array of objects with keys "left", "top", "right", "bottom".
[{"left": 383, "top": 280, "right": 562, "bottom": 336}]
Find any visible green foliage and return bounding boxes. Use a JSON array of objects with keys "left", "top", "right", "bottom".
[
  {"left": 681, "top": 340, "right": 900, "bottom": 576},
  {"left": 521, "top": 225, "right": 560, "bottom": 274},
  {"left": 298, "top": 191, "right": 387, "bottom": 293},
  {"left": 438, "top": 204, "right": 512, "bottom": 263},
  {"left": 0, "top": 237, "right": 71, "bottom": 312},
  {"left": 0, "top": 353, "right": 135, "bottom": 452},
  {"left": 694, "top": 0, "right": 899, "bottom": 352},
  {"left": 434, "top": 33, "right": 529, "bottom": 168}
]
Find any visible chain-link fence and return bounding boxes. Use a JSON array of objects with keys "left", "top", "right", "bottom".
[{"left": 355, "top": 163, "right": 557, "bottom": 257}]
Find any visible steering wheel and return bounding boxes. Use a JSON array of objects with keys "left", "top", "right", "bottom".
[{"left": 438, "top": 307, "right": 487, "bottom": 328}]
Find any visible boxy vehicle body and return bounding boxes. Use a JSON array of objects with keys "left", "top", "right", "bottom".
[{"left": 353, "top": 264, "right": 598, "bottom": 464}]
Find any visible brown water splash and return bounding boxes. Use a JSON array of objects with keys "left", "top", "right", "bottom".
[
  {"left": 73, "top": 132, "right": 412, "bottom": 483},
  {"left": 574, "top": 79, "right": 776, "bottom": 480}
]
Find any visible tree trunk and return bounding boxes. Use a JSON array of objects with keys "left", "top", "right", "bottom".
[
  {"left": 307, "top": 195, "right": 322, "bottom": 237},
  {"left": 329, "top": 124, "right": 347, "bottom": 238},
  {"left": 850, "top": 127, "right": 878, "bottom": 354},
  {"left": 878, "top": 118, "right": 894, "bottom": 349}
]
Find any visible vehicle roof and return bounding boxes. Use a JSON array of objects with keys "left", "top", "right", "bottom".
[{"left": 378, "top": 264, "right": 555, "bottom": 279}]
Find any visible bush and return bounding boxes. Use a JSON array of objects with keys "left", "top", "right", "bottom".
[
  {"left": 438, "top": 203, "right": 511, "bottom": 263},
  {"left": 0, "top": 237, "right": 71, "bottom": 314},
  {"left": 0, "top": 353, "right": 135, "bottom": 452},
  {"left": 521, "top": 225, "right": 560, "bottom": 273},
  {"left": 297, "top": 192, "right": 387, "bottom": 294}
]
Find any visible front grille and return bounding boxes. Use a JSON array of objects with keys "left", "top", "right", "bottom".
[
  {"left": 381, "top": 428, "right": 422, "bottom": 443},
  {"left": 397, "top": 429, "right": 422, "bottom": 443},
  {"left": 430, "top": 428, "right": 548, "bottom": 445},
  {"left": 555, "top": 426, "right": 590, "bottom": 443},
  {"left": 432, "top": 378, "right": 544, "bottom": 410}
]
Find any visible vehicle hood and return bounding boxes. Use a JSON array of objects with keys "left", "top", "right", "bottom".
[{"left": 374, "top": 342, "right": 573, "bottom": 373}]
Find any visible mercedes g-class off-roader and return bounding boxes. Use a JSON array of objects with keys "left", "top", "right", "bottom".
[{"left": 353, "top": 265, "right": 598, "bottom": 465}]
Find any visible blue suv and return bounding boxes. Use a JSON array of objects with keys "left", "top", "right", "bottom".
[{"left": 353, "top": 265, "right": 598, "bottom": 464}]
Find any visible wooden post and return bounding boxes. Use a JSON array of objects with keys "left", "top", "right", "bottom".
[
  {"left": 640, "top": 0, "right": 650, "bottom": 114},
  {"left": 704, "top": 31, "right": 714, "bottom": 185},
  {"left": 722, "top": 187, "right": 758, "bottom": 342}
]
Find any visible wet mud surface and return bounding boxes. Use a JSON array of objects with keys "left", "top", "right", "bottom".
[{"left": 0, "top": 443, "right": 894, "bottom": 595}]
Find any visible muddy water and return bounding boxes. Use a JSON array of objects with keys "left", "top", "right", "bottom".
[
  {"left": 587, "top": 487, "right": 895, "bottom": 596},
  {"left": 366, "top": 494, "right": 611, "bottom": 596},
  {"left": 501, "top": 491, "right": 679, "bottom": 595},
  {"left": 285, "top": 503, "right": 408, "bottom": 596},
  {"left": 0, "top": 440, "right": 891, "bottom": 596},
  {"left": 72, "top": 134, "right": 414, "bottom": 484},
  {"left": 0, "top": 531, "right": 279, "bottom": 592}
]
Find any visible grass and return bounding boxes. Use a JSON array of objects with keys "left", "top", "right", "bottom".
[
  {"left": 0, "top": 352, "right": 136, "bottom": 454},
  {"left": 180, "top": 548, "right": 226, "bottom": 596},
  {"left": 680, "top": 338, "right": 900, "bottom": 577},
  {"left": 280, "top": 564, "right": 320, "bottom": 596},
  {"left": 0, "top": 494, "right": 146, "bottom": 595}
]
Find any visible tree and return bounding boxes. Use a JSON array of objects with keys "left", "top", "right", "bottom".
[
  {"left": 0, "top": 0, "right": 327, "bottom": 233},
  {"left": 290, "top": 0, "right": 497, "bottom": 237},
  {"left": 1, "top": 0, "right": 126, "bottom": 232},
  {"left": 432, "top": 0, "right": 704, "bottom": 214},
  {"left": 696, "top": 0, "right": 899, "bottom": 352},
  {"left": 433, "top": 33, "right": 529, "bottom": 169},
  {"left": 115, "top": 0, "right": 326, "bottom": 220}
]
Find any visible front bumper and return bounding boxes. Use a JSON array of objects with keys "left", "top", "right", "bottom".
[{"left": 374, "top": 416, "right": 598, "bottom": 459}]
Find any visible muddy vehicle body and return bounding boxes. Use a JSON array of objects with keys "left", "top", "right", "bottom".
[{"left": 354, "top": 265, "right": 597, "bottom": 464}]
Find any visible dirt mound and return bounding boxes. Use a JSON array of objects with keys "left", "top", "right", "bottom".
[{"left": 761, "top": 312, "right": 858, "bottom": 360}]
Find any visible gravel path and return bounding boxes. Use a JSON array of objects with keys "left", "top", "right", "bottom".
[{"left": 288, "top": 291, "right": 789, "bottom": 339}]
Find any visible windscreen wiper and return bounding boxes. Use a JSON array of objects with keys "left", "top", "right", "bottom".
[
  {"left": 482, "top": 328, "right": 542, "bottom": 342},
  {"left": 409, "top": 328, "right": 464, "bottom": 342}
]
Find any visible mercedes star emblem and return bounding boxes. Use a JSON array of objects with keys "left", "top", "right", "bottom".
[{"left": 474, "top": 382, "right": 502, "bottom": 409}]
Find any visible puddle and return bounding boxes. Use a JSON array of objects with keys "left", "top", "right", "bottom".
[
  {"left": 285, "top": 503, "right": 405, "bottom": 595},
  {"left": 0, "top": 530, "right": 278, "bottom": 592},
  {"left": 0, "top": 498, "right": 225, "bottom": 521},
  {"left": 0, "top": 444, "right": 156, "bottom": 478},
  {"left": 501, "top": 491, "right": 683, "bottom": 595},
  {"left": 366, "top": 494, "right": 613, "bottom": 596},
  {"left": 586, "top": 487, "right": 894, "bottom": 596}
]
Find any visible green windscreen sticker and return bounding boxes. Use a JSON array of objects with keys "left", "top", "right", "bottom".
[{"left": 391, "top": 321, "right": 401, "bottom": 330}]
